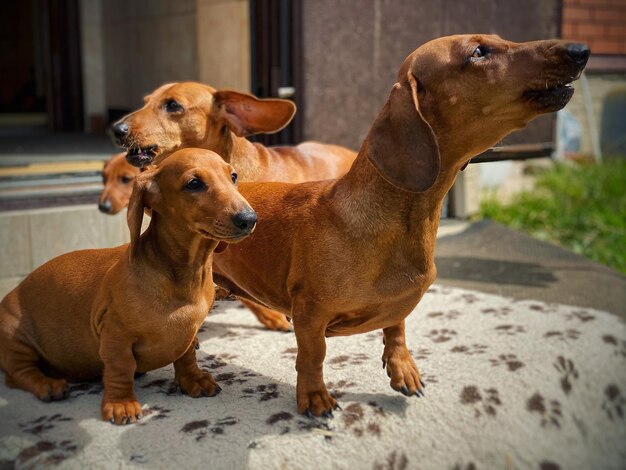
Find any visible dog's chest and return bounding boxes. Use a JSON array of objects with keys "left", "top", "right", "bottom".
[{"left": 133, "top": 303, "right": 208, "bottom": 371}]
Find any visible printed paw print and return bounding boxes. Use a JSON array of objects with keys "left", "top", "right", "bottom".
[
  {"left": 489, "top": 354, "right": 525, "bottom": 372},
  {"left": 425, "top": 329, "right": 457, "bottom": 343},
  {"left": 494, "top": 324, "right": 527, "bottom": 336},
  {"left": 451, "top": 344, "right": 488, "bottom": 356},
  {"left": 554, "top": 356, "right": 578, "bottom": 395},
  {"left": 427, "top": 310, "right": 462, "bottom": 320},
  {"left": 601, "top": 335, "right": 626, "bottom": 358},
  {"left": 566, "top": 310, "right": 595, "bottom": 323},
  {"left": 327, "top": 379, "right": 357, "bottom": 398},
  {"left": 19, "top": 414, "right": 73, "bottom": 435},
  {"left": 459, "top": 385, "right": 502, "bottom": 418},
  {"left": 602, "top": 384, "right": 625, "bottom": 421},
  {"left": 526, "top": 392, "right": 562, "bottom": 428},
  {"left": 480, "top": 307, "right": 511, "bottom": 319},
  {"left": 543, "top": 329, "right": 580, "bottom": 341}
]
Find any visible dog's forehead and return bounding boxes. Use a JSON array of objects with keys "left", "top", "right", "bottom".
[
  {"left": 160, "top": 150, "right": 227, "bottom": 178},
  {"left": 152, "top": 82, "right": 215, "bottom": 104}
]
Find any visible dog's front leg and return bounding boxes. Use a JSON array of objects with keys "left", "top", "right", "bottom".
[
  {"left": 99, "top": 333, "right": 143, "bottom": 425},
  {"left": 293, "top": 312, "right": 336, "bottom": 417},
  {"left": 174, "top": 338, "right": 221, "bottom": 397},
  {"left": 382, "top": 321, "right": 425, "bottom": 397}
]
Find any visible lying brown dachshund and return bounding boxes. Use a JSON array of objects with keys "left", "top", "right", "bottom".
[
  {"left": 212, "top": 35, "right": 590, "bottom": 417},
  {"left": 111, "top": 82, "right": 357, "bottom": 331},
  {"left": 98, "top": 152, "right": 141, "bottom": 215},
  {"left": 0, "top": 148, "right": 256, "bottom": 424}
]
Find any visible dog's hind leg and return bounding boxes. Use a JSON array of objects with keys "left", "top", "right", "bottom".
[{"left": 2, "top": 341, "right": 69, "bottom": 402}]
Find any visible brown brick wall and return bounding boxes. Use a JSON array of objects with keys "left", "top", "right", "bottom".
[{"left": 562, "top": 0, "right": 626, "bottom": 54}]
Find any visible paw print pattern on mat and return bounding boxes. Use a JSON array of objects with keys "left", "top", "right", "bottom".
[
  {"left": 451, "top": 344, "right": 488, "bottom": 356},
  {"left": 544, "top": 329, "right": 580, "bottom": 341},
  {"left": 602, "top": 384, "right": 625, "bottom": 421},
  {"left": 425, "top": 329, "right": 457, "bottom": 343},
  {"left": 459, "top": 386, "right": 502, "bottom": 417},
  {"left": 494, "top": 324, "right": 527, "bottom": 336},
  {"left": 553, "top": 356, "right": 579, "bottom": 395},
  {"left": 489, "top": 354, "right": 525, "bottom": 372},
  {"left": 527, "top": 392, "right": 563, "bottom": 428}
]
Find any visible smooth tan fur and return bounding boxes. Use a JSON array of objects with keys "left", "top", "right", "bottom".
[
  {"left": 98, "top": 153, "right": 141, "bottom": 215},
  {"left": 212, "top": 35, "right": 589, "bottom": 416},
  {"left": 114, "top": 83, "right": 357, "bottom": 332},
  {"left": 0, "top": 149, "right": 256, "bottom": 424}
]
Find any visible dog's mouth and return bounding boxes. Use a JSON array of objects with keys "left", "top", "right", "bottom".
[
  {"left": 523, "top": 81, "right": 575, "bottom": 112},
  {"left": 197, "top": 228, "right": 252, "bottom": 243},
  {"left": 125, "top": 146, "right": 159, "bottom": 168}
]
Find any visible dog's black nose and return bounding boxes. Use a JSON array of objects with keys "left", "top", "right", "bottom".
[
  {"left": 98, "top": 200, "right": 113, "bottom": 214},
  {"left": 565, "top": 43, "right": 590, "bottom": 66},
  {"left": 112, "top": 122, "right": 129, "bottom": 138},
  {"left": 232, "top": 210, "right": 257, "bottom": 232}
]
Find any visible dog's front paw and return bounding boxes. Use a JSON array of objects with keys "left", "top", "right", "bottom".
[
  {"left": 178, "top": 370, "right": 221, "bottom": 397},
  {"left": 101, "top": 400, "right": 143, "bottom": 425},
  {"left": 383, "top": 351, "right": 425, "bottom": 397},
  {"left": 297, "top": 384, "right": 338, "bottom": 418}
]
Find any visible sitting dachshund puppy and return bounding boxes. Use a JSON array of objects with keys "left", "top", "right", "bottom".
[
  {"left": 98, "top": 152, "right": 140, "bottom": 215},
  {"left": 0, "top": 148, "right": 256, "bottom": 425}
]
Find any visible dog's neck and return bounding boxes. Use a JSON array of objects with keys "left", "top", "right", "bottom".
[
  {"left": 137, "top": 213, "right": 216, "bottom": 301},
  {"left": 332, "top": 129, "right": 484, "bottom": 268}
]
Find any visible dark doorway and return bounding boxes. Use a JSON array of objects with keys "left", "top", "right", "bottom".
[
  {"left": 249, "top": 0, "right": 302, "bottom": 146},
  {"left": 0, "top": 0, "right": 84, "bottom": 133}
]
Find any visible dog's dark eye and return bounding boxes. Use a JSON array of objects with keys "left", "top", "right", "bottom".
[
  {"left": 164, "top": 99, "right": 183, "bottom": 113},
  {"left": 183, "top": 178, "right": 206, "bottom": 192},
  {"left": 231, "top": 172, "right": 238, "bottom": 185},
  {"left": 470, "top": 46, "right": 488, "bottom": 61},
  {"left": 120, "top": 175, "right": 133, "bottom": 184}
]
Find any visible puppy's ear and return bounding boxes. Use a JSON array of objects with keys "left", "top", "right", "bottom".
[
  {"left": 127, "top": 169, "right": 158, "bottom": 261},
  {"left": 364, "top": 71, "right": 440, "bottom": 192},
  {"left": 213, "top": 89, "right": 296, "bottom": 137}
]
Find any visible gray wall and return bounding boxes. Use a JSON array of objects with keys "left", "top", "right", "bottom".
[
  {"left": 103, "top": 0, "right": 199, "bottom": 111},
  {"left": 301, "top": 0, "right": 561, "bottom": 151}
]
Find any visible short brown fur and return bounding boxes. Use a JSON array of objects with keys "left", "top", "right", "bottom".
[
  {"left": 212, "top": 35, "right": 589, "bottom": 416},
  {"left": 114, "top": 83, "right": 358, "bottom": 331},
  {"left": 0, "top": 149, "right": 255, "bottom": 424}
]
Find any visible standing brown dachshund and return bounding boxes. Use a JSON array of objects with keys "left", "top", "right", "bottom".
[
  {"left": 98, "top": 152, "right": 141, "bottom": 215},
  {"left": 212, "top": 35, "right": 590, "bottom": 416},
  {"left": 0, "top": 149, "right": 256, "bottom": 424},
  {"left": 111, "top": 83, "right": 357, "bottom": 331}
]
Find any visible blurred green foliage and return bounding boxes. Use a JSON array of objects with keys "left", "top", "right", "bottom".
[{"left": 479, "top": 159, "right": 626, "bottom": 274}]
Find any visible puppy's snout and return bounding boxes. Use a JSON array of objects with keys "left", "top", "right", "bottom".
[
  {"left": 565, "top": 43, "right": 590, "bottom": 67},
  {"left": 112, "top": 122, "right": 129, "bottom": 139},
  {"left": 98, "top": 200, "right": 113, "bottom": 214},
  {"left": 232, "top": 210, "right": 257, "bottom": 232}
]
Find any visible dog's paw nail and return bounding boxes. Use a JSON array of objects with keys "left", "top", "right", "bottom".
[
  {"left": 136, "top": 414, "right": 142, "bottom": 420},
  {"left": 382, "top": 360, "right": 387, "bottom": 369},
  {"left": 420, "top": 379, "right": 426, "bottom": 388},
  {"left": 214, "top": 386, "right": 222, "bottom": 395},
  {"left": 333, "top": 403, "right": 342, "bottom": 411},
  {"left": 195, "top": 343, "right": 200, "bottom": 350},
  {"left": 401, "top": 386, "right": 410, "bottom": 396},
  {"left": 305, "top": 409, "right": 314, "bottom": 419},
  {"left": 322, "top": 411, "right": 333, "bottom": 419}
]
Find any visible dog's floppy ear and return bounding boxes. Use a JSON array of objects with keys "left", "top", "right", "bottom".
[
  {"left": 365, "top": 71, "right": 440, "bottom": 192},
  {"left": 127, "top": 169, "right": 158, "bottom": 261},
  {"left": 213, "top": 89, "right": 296, "bottom": 137}
]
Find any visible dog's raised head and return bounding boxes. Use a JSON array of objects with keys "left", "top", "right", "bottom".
[
  {"left": 99, "top": 153, "right": 141, "bottom": 215},
  {"left": 127, "top": 148, "right": 256, "bottom": 258},
  {"left": 112, "top": 82, "right": 296, "bottom": 168},
  {"left": 366, "top": 34, "right": 589, "bottom": 192}
]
